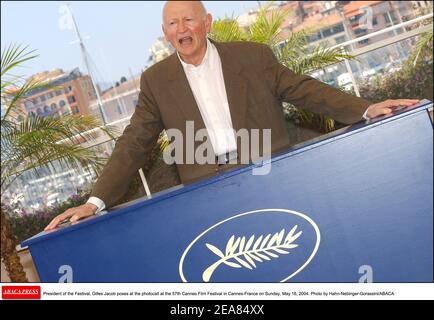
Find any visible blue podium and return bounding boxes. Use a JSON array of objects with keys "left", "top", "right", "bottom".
[{"left": 22, "top": 101, "right": 433, "bottom": 283}]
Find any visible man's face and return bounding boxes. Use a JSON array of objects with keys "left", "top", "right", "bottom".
[{"left": 162, "top": 1, "right": 212, "bottom": 65}]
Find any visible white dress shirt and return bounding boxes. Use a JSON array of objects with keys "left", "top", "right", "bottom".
[{"left": 178, "top": 39, "right": 237, "bottom": 157}]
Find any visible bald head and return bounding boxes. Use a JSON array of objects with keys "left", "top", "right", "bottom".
[
  {"left": 163, "top": 1, "right": 207, "bottom": 23},
  {"left": 162, "top": 0, "right": 212, "bottom": 66}
]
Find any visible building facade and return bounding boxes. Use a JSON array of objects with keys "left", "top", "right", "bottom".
[
  {"left": 89, "top": 75, "right": 141, "bottom": 125},
  {"left": 235, "top": 1, "right": 429, "bottom": 88},
  {"left": 149, "top": 36, "right": 175, "bottom": 65},
  {"left": 18, "top": 68, "right": 96, "bottom": 120}
]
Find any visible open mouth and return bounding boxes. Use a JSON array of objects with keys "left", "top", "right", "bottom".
[{"left": 179, "top": 36, "right": 193, "bottom": 45}]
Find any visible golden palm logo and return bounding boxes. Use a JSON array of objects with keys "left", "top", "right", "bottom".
[{"left": 202, "top": 225, "right": 302, "bottom": 282}]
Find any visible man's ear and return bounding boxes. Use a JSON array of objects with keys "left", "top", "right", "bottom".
[
  {"left": 205, "top": 13, "right": 212, "bottom": 33},
  {"left": 162, "top": 24, "right": 168, "bottom": 41}
]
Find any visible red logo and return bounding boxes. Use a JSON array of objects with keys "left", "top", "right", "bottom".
[{"left": 2, "top": 286, "right": 41, "bottom": 299}]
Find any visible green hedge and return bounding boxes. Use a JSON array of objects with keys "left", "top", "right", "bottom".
[{"left": 359, "top": 45, "right": 433, "bottom": 103}]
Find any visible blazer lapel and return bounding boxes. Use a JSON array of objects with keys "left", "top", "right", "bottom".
[
  {"left": 166, "top": 40, "right": 249, "bottom": 133},
  {"left": 213, "top": 41, "right": 248, "bottom": 132},
  {"left": 167, "top": 54, "right": 206, "bottom": 131}
]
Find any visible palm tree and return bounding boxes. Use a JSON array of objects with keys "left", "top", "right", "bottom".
[
  {"left": 414, "top": 29, "right": 433, "bottom": 65},
  {"left": 1, "top": 44, "right": 117, "bottom": 281},
  {"left": 209, "top": 1, "right": 355, "bottom": 136}
]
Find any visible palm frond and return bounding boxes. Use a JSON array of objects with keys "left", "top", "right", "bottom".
[
  {"left": 1, "top": 44, "right": 119, "bottom": 194},
  {"left": 413, "top": 30, "right": 433, "bottom": 65},
  {"left": 158, "top": 130, "right": 170, "bottom": 152},
  {"left": 2, "top": 114, "right": 117, "bottom": 160},
  {"left": 210, "top": 17, "right": 244, "bottom": 42},
  {"left": 2, "top": 78, "right": 52, "bottom": 120},
  {"left": 2, "top": 144, "right": 107, "bottom": 192},
  {"left": 1, "top": 114, "right": 117, "bottom": 192},
  {"left": 1, "top": 44, "right": 38, "bottom": 78},
  {"left": 249, "top": 2, "right": 289, "bottom": 46},
  {"left": 289, "top": 46, "right": 354, "bottom": 75},
  {"left": 296, "top": 109, "right": 336, "bottom": 133},
  {"left": 275, "top": 28, "right": 314, "bottom": 66}
]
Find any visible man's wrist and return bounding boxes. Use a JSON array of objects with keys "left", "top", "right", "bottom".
[
  {"left": 84, "top": 202, "right": 98, "bottom": 213},
  {"left": 362, "top": 107, "right": 370, "bottom": 120},
  {"left": 86, "top": 197, "right": 106, "bottom": 213}
]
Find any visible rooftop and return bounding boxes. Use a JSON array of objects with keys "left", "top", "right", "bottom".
[
  {"left": 292, "top": 12, "right": 342, "bottom": 32},
  {"left": 91, "top": 75, "right": 141, "bottom": 104},
  {"left": 343, "top": 1, "right": 382, "bottom": 17}
]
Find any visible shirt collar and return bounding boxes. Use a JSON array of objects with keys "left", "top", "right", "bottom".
[{"left": 177, "top": 38, "right": 214, "bottom": 71}]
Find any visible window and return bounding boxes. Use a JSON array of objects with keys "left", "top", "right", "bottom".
[
  {"left": 358, "top": 39, "right": 369, "bottom": 45},
  {"left": 59, "top": 100, "right": 66, "bottom": 107},
  {"left": 72, "top": 106, "right": 79, "bottom": 114},
  {"left": 354, "top": 28, "right": 367, "bottom": 37},
  {"left": 51, "top": 103, "right": 57, "bottom": 111},
  {"left": 36, "top": 108, "right": 43, "bottom": 115},
  {"left": 306, "top": 32, "right": 322, "bottom": 43},
  {"left": 384, "top": 13, "right": 391, "bottom": 24},
  {"left": 349, "top": 13, "right": 364, "bottom": 24},
  {"left": 43, "top": 105, "right": 50, "bottom": 113},
  {"left": 390, "top": 11, "right": 398, "bottom": 23},
  {"left": 116, "top": 105, "right": 123, "bottom": 115},
  {"left": 322, "top": 27, "right": 333, "bottom": 38},
  {"left": 333, "top": 24, "right": 344, "bottom": 34},
  {"left": 55, "top": 90, "right": 63, "bottom": 96},
  {"left": 47, "top": 92, "right": 54, "bottom": 99},
  {"left": 335, "top": 35, "right": 347, "bottom": 44},
  {"left": 24, "top": 101, "right": 33, "bottom": 110},
  {"left": 322, "top": 23, "right": 344, "bottom": 38},
  {"left": 384, "top": 11, "right": 399, "bottom": 25},
  {"left": 68, "top": 95, "right": 76, "bottom": 104}
]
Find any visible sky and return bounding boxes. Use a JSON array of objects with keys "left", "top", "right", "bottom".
[{"left": 1, "top": 1, "right": 264, "bottom": 85}]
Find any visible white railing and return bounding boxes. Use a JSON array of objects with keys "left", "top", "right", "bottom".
[
  {"left": 328, "top": 13, "right": 433, "bottom": 96},
  {"left": 329, "top": 12, "right": 433, "bottom": 51}
]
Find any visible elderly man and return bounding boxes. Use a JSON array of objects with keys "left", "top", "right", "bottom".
[{"left": 45, "top": 1, "right": 419, "bottom": 230}]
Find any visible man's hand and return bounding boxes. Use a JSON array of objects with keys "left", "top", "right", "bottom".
[
  {"left": 44, "top": 203, "right": 98, "bottom": 231},
  {"left": 366, "top": 99, "right": 420, "bottom": 119}
]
